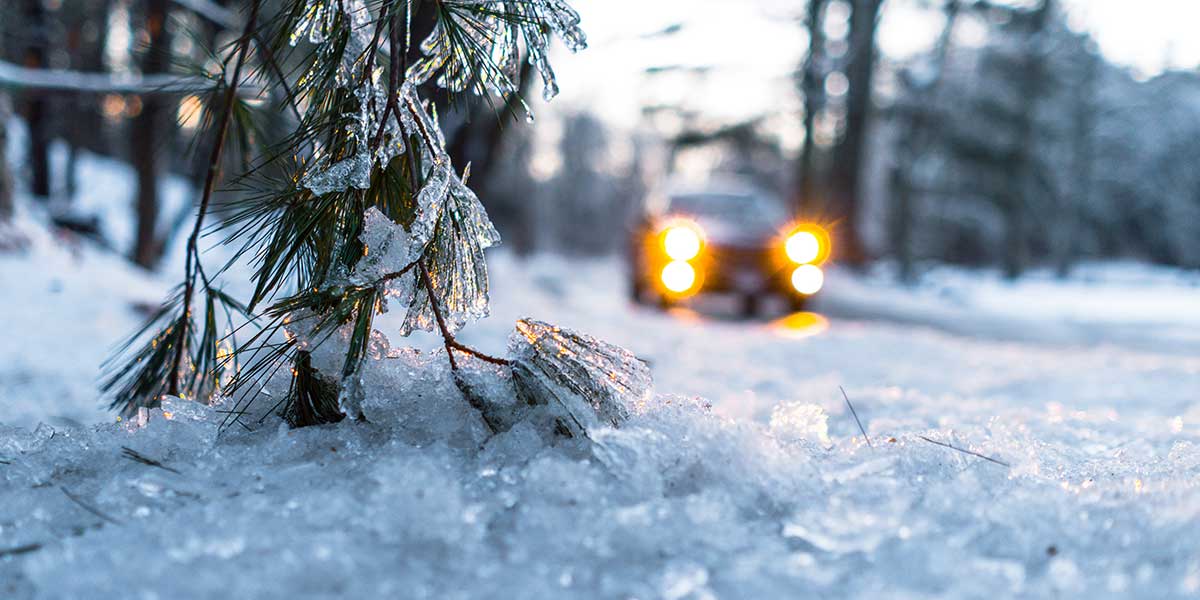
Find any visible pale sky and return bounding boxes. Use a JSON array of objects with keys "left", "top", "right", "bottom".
[{"left": 536, "top": 0, "right": 1200, "bottom": 138}]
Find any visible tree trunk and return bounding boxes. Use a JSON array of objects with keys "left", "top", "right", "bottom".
[
  {"left": 65, "top": 0, "right": 114, "bottom": 198},
  {"left": 828, "top": 0, "right": 883, "bottom": 267},
  {"left": 0, "top": 93, "right": 12, "bottom": 221},
  {"left": 889, "top": 0, "right": 960, "bottom": 283},
  {"left": 1004, "top": 0, "right": 1053, "bottom": 280},
  {"left": 1055, "top": 48, "right": 1096, "bottom": 278},
  {"left": 796, "top": 0, "right": 827, "bottom": 215},
  {"left": 21, "top": 0, "right": 52, "bottom": 201},
  {"left": 131, "top": 0, "right": 173, "bottom": 268}
]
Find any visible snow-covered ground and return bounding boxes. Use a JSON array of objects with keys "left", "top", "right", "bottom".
[{"left": 3, "top": 206, "right": 1200, "bottom": 598}]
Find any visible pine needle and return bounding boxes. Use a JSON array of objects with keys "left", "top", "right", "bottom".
[
  {"left": 60, "top": 487, "right": 122, "bottom": 525},
  {"left": 121, "top": 446, "right": 182, "bottom": 475},
  {"left": 0, "top": 542, "right": 42, "bottom": 558},
  {"left": 917, "top": 435, "right": 1010, "bottom": 467},
  {"left": 840, "top": 386, "right": 872, "bottom": 448}
]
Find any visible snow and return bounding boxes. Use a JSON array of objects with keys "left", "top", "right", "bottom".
[
  {"left": 4, "top": 230, "right": 1200, "bottom": 597},
  {"left": 0, "top": 207, "right": 167, "bottom": 428}
]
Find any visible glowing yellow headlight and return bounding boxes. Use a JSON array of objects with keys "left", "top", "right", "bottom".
[
  {"left": 663, "top": 225, "right": 702, "bottom": 261},
  {"left": 661, "top": 261, "right": 697, "bottom": 293},
  {"left": 791, "top": 264, "right": 824, "bottom": 295},
  {"left": 786, "top": 231, "right": 821, "bottom": 264}
]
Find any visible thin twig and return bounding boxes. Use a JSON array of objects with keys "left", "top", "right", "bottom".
[
  {"left": 60, "top": 487, "right": 122, "bottom": 525},
  {"left": 840, "top": 386, "right": 872, "bottom": 448},
  {"left": 417, "top": 261, "right": 510, "bottom": 367},
  {"left": 168, "top": 0, "right": 262, "bottom": 396},
  {"left": 121, "top": 446, "right": 183, "bottom": 475},
  {"left": 419, "top": 261, "right": 460, "bottom": 371},
  {"left": 918, "top": 435, "right": 1010, "bottom": 468}
]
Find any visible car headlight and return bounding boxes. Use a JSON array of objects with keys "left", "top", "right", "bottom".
[
  {"left": 661, "top": 261, "right": 697, "bottom": 293},
  {"left": 663, "top": 224, "right": 702, "bottom": 261},
  {"left": 791, "top": 264, "right": 824, "bottom": 295},
  {"left": 785, "top": 230, "right": 821, "bottom": 264}
]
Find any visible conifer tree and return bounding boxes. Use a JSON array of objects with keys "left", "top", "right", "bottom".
[{"left": 103, "top": 0, "right": 651, "bottom": 432}]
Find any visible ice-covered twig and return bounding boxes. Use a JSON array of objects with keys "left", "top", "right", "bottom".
[
  {"left": 918, "top": 435, "right": 1010, "bottom": 467},
  {"left": 840, "top": 386, "right": 872, "bottom": 448}
]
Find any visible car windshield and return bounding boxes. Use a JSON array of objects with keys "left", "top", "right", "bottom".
[{"left": 667, "top": 193, "right": 785, "bottom": 228}]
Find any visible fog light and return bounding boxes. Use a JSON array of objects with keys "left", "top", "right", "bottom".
[
  {"left": 791, "top": 264, "right": 824, "bottom": 295},
  {"left": 661, "top": 261, "right": 697, "bottom": 293},
  {"left": 663, "top": 225, "right": 702, "bottom": 261}
]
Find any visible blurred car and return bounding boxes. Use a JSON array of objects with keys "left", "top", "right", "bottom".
[{"left": 627, "top": 185, "right": 830, "bottom": 316}]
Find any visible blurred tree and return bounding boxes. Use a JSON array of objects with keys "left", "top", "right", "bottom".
[
  {"left": 887, "top": 0, "right": 961, "bottom": 283},
  {"left": 20, "top": 0, "right": 52, "bottom": 201},
  {"left": 0, "top": 93, "right": 11, "bottom": 221},
  {"left": 1054, "top": 39, "right": 1098, "bottom": 277},
  {"left": 130, "top": 0, "right": 175, "bottom": 268},
  {"left": 63, "top": 0, "right": 114, "bottom": 199},
  {"left": 795, "top": 0, "right": 829, "bottom": 214},
  {"left": 877, "top": 0, "right": 1200, "bottom": 273},
  {"left": 551, "top": 113, "right": 616, "bottom": 254},
  {"left": 999, "top": 0, "right": 1054, "bottom": 279},
  {"left": 828, "top": 0, "right": 884, "bottom": 267}
]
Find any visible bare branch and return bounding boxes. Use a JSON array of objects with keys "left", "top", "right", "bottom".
[{"left": 0, "top": 60, "right": 211, "bottom": 95}]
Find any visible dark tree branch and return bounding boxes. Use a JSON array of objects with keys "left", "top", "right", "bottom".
[{"left": 168, "top": 0, "right": 261, "bottom": 396}]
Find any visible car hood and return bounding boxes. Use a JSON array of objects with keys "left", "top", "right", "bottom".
[{"left": 689, "top": 215, "right": 780, "bottom": 249}]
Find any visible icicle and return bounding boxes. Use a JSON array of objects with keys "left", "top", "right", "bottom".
[
  {"left": 396, "top": 162, "right": 500, "bottom": 336},
  {"left": 508, "top": 319, "right": 652, "bottom": 437}
]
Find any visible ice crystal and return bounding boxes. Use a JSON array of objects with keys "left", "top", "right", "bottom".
[
  {"left": 352, "top": 207, "right": 412, "bottom": 285},
  {"left": 337, "top": 368, "right": 365, "bottom": 420},
  {"left": 508, "top": 319, "right": 652, "bottom": 436},
  {"left": 302, "top": 153, "right": 372, "bottom": 196}
]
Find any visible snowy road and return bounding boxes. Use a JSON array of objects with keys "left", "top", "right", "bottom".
[
  {"left": 3, "top": 246, "right": 1200, "bottom": 598},
  {"left": 469, "top": 256, "right": 1200, "bottom": 435}
]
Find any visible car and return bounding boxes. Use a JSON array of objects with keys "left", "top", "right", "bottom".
[{"left": 627, "top": 184, "right": 830, "bottom": 316}]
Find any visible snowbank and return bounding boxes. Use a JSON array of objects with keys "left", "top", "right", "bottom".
[
  {"left": 817, "top": 262, "right": 1200, "bottom": 353},
  {"left": 3, "top": 348, "right": 1199, "bottom": 598}
]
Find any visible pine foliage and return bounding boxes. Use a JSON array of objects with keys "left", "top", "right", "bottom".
[{"left": 103, "top": 0, "right": 595, "bottom": 429}]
